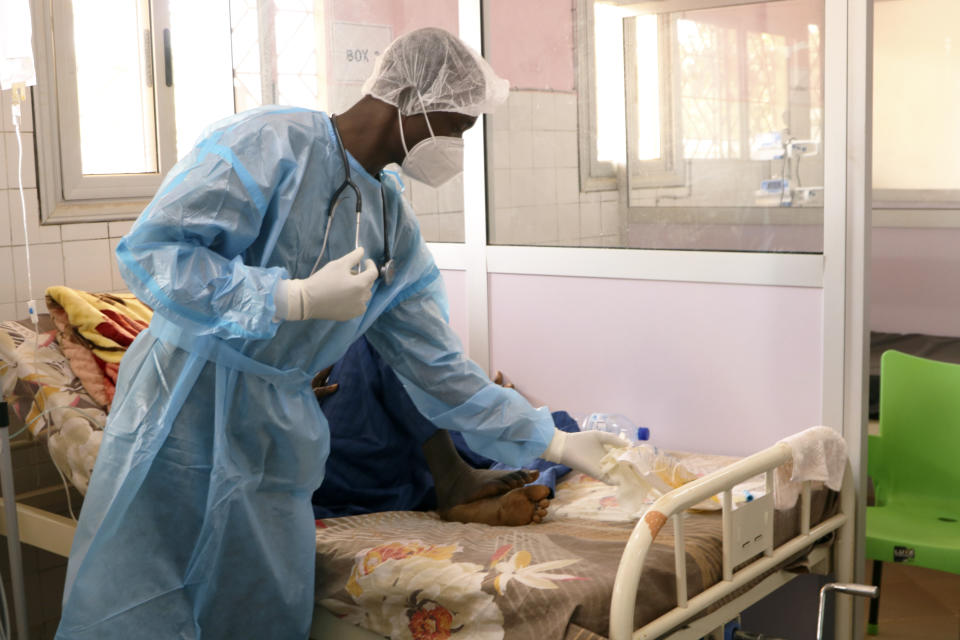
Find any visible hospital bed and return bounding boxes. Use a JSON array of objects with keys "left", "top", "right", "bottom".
[
  {"left": 308, "top": 445, "right": 849, "bottom": 640},
  {"left": 0, "top": 312, "right": 853, "bottom": 640}
]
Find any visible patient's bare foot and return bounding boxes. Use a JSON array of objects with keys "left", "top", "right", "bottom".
[
  {"left": 422, "top": 430, "right": 542, "bottom": 508},
  {"left": 440, "top": 485, "right": 551, "bottom": 526},
  {"left": 435, "top": 467, "right": 541, "bottom": 510}
]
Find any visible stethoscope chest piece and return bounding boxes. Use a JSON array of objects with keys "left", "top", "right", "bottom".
[{"left": 380, "top": 259, "right": 396, "bottom": 286}]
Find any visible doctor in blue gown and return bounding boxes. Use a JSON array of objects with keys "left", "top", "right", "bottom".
[{"left": 56, "top": 27, "right": 619, "bottom": 639}]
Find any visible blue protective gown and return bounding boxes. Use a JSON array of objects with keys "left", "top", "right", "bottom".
[
  {"left": 56, "top": 106, "right": 556, "bottom": 640},
  {"left": 311, "top": 336, "right": 575, "bottom": 519}
]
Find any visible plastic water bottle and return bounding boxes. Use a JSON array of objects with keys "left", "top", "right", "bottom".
[{"left": 581, "top": 413, "right": 649, "bottom": 443}]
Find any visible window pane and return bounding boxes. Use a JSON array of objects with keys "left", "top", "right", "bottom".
[
  {"left": 595, "top": 4, "right": 629, "bottom": 164},
  {"left": 487, "top": 0, "right": 824, "bottom": 253},
  {"left": 221, "top": 0, "right": 464, "bottom": 242},
  {"left": 72, "top": 0, "right": 157, "bottom": 175},
  {"left": 169, "top": 0, "right": 236, "bottom": 158},
  {"left": 873, "top": 0, "right": 960, "bottom": 194}
]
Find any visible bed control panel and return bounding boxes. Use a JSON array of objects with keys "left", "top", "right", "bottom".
[{"left": 727, "top": 492, "right": 774, "bottom": 568}]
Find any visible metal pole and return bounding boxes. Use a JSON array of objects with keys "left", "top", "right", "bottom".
[
  {"left": 817, "top": 583, "right": 878, "bottom": 640},
  {"left": 0, "top": 402, "right": 29, "bottom": 639}
]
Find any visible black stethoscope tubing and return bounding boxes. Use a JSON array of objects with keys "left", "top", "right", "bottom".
[{"left": 315, "top": 115, "right": 395, "bottom": 285}]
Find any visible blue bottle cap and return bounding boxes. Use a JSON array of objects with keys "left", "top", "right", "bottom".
[{"left": 636, "top": 426, "right": 650, "bottom": 441}]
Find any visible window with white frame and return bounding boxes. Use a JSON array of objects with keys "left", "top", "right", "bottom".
[
  {"left": 623, "top": 1, "right": 824, "bottom": 211},
  {"left": 489, "top": 0, "right": 825, "bottom": 253},
  {"left": 32, "top": 0, "right": 466, "bottom": 240}
]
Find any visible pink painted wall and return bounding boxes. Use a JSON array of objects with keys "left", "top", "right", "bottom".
[
  {"left": 329, "top": 0, "right": 576, "bottom": 91},
  {"left": 331, "top": 0, "right": 458, "bottom": 34},
  {"left": 871, "top": 227, "right": 960, "bottom": 337},
  {"left": 440, "top": 269, "right": 468, "bottom": 346},
  {"left": 485, "top": 0, "right": 575, "bottom": 91},
  {"left": 487, "top": 274, "right": 823, "bottom": 456}
]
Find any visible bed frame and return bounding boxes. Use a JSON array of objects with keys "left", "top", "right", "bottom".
[
  {"left": 308, "top": 439, "right": 854, "bottom": 640},
  {"left": 0, "top": 439, "right": 854, "bottom": 640}
]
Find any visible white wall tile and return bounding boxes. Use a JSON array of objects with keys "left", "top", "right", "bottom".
[
  {"left": 558, "top": 203, "right": 580, "bottom": 241},
  {"left": 507, "top": 91, "right": 532, "bottom": 132},
  {"left": 109, "top": 238, "right": 126, "bottom": 291},
  {"left": 108, "top": 220, "right": 135, "bottom": 237},
  {"left": 555, "top": 131, "right": 579, "bottom": 168},
  {"left": 580, "top": 201, "right": 602, "bottom": 237},
  {"left": 601, "top": 200, "right": 620, "bottom": 234},
  {"left": 63, "top": 239, "right": 114, "bottom": 292},
  {"left": 0, "top": 136, "right": 7, "bottom": 189},
  {"left": 0, "top": 247, "right": 15, "bottom": 303},
  {"left": 531, "top": 91, "right": 556, "bottom": 131},
  {"left": 4, "top": 132, "right": 36, "bottom": 189},
  {"left": 490, "top": 111, "right": 509, "bottom": 132},
  {"left": 532, "top": 131, "right": 556, "bottom": 168},
  {"left": 416, "top": 211, "right": 439, "bottom": 241},
  {"left": 61, "top": 223, "right": 109, "bottom": 241},
  {"left": 532, "top": 168, "right": 557, "bottom": 205},
  {"left": 513, "top": 206, "right": 539, "bottom": 244},
  {"left": 510, "top": 168, "right": 536, "bottom": 207},
  {"left": 555, "top": 93, "right": 578, "bottom": 131},
  {"left": 556, "top": 167, "right": 580, "bottom": 204},
  {"left": 436, "top": 213, "right": 464, "bottom": 243},
  {"left": 492, "top": 169, "right": 511, "bottom": 209},
  {"left": 0, "top": 90, "right": 33, "bottom": 133},
  {"left": 492, "top": 130, "right": 510, "bottom": 170},
  {"left": 0, "top": 303, "right": 17, "bottom": 322},
  {"left": 436, "top": 175, "right": 463, "bottom": 214},
  {"left": 600, "top": 189, "right": 619, "bottom": 202},
  {"left": 410, "top": 180, "right": 438, "bottom": 214},
  {"left": 0, "top": 190, "right": 10, "bottom": 246},
  {"left": 532, "top": 204, "right": 559, "bottom": 244},
  {"left": 9, "top": 189, "right": 60, "bottom": 244},
  {"left": 508, "top": 130, "right": 533, "bottom": 169},
  {"left": 12, "top": 243, "right": 64, "bottom": 302},
  {"left": 490, "top": 207, "right": 518, "bottom": 244}
]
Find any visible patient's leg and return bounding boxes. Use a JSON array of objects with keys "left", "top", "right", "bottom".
[{"left": 422, "top": 430, "right": 549, "bottom": 525}]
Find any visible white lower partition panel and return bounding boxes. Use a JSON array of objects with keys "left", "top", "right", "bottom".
[{"left": 486, "top": 273, "right": 824, "bottom": 457}]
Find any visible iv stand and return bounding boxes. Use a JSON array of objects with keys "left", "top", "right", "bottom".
[{"left": 0, "top": 402, "right": 29, "bottom": 639}]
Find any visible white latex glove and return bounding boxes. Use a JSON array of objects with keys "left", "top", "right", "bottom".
[
  {"left": 542, "top": 429, "right": 623, "bottom": 484},
  {"left": 278, "top": 247, "right": 378, "bottom": 321}
]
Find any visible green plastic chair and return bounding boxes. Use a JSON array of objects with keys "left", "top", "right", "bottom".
[{"left": 866, "top": 349, "right": 960, "bottom": 634}]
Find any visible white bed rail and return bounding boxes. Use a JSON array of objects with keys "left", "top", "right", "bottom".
[{"left": 610, "top": 441, "right": 848, "bottom": 640}]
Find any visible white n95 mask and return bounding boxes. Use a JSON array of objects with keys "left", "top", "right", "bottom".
[{"left": 398, "top": 108, "right": 464, "bottom": 188}]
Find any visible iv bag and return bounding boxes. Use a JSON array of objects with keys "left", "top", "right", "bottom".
[{"left": 0, "top": 0, "right": 37, "bottom": 89}]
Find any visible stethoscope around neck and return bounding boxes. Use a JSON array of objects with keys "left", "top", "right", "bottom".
[{"left": 311, "top": 115, "right": 396, "bottom": 285}]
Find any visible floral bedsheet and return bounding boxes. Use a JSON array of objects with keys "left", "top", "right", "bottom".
[
  {"left": 315, "top": 458, "right": 838, "bottom": 640},
  {"left": 0, "top": 316, "right": 105, "bottom": 493}
]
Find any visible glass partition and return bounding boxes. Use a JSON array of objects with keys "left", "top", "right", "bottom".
[{"left": 485, "top": 0, "right": 825, "bottom": 253}]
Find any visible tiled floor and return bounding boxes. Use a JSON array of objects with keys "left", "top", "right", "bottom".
[{"left": 865, "top": 562, "right": 960, "bottom": 639}]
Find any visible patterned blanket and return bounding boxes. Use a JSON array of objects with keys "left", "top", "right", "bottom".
[
  {"left": 315, "top": 458, "right": 838, "bottom": 640},
  {"left": 45, "top": 286, "right": 152, "bottom": 410}
]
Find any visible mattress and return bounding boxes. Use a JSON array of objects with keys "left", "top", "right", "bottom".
[{"left": 314, "top": 453, "right": 837, "bottom": 640}]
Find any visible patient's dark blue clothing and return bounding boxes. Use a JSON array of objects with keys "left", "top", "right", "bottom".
[{"left": 311, "top": 337, "right": 575, "bottom": 519}]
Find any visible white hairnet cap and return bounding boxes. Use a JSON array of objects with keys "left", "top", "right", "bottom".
[{"left": 362, "top": 27, "right": 509, "bottom": 117}]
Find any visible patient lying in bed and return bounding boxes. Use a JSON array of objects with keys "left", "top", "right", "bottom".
[{"left": 311, "top": 337, "right": 580, "bottom": 526}]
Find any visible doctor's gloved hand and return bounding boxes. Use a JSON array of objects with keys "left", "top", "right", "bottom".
[
  {"left": 278, "top": 247, "right": 378, "bottom": 322},
  {"left": 542, "top": 429, "right": 622, "bottom": 484}
]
